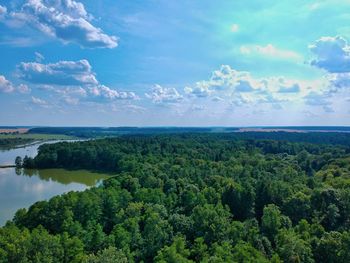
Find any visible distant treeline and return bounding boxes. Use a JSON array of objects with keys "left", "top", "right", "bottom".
[
  {"left": 27, "top": 127, "right": 350, "bottom": 147},
  {"left": 0, "top": 138, "right": 34, "bottom": 149},
  {"left": 28, "top": 127, "right": 220, "bottom": 138},
  {"left": 230, "top": 132, "right": 350, "bottom": 147},
  {"left": 259, "top": 126, "right": 350, "bottom": 131}
]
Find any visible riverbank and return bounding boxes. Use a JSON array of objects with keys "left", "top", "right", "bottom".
[
  {"left": 0, "top": 165, "right": 16, "bottom": 168},
  {"left": 0, "top": 139, "right": 85, "bottom": 167}
]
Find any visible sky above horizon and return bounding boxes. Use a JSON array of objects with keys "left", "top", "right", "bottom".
[{"left": 0, "top": 0, "right": 350, "bottom": 126}]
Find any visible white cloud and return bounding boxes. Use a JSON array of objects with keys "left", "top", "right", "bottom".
[
  {"left": 304, "top": 91, "right": 330, "bottom": 106},
  {"left": 187, "top": 65, "right": 262, "bottom": 94},
  {"left": 235, "top": 80, "right": 255, "bottom": 92},
  {"left": 3, "top": 0, "right": 118, "bottom": 48},
  {"left": 0, "top": 5, "right": 6, "bottom": 16},
  {"left": 0, "top": 75, "right": 30, "bottom": 93},
  {"left": 125, "top": 104, "right": 146, "bottom": 113},
  {"left": 31, "top": 96, "right": 48, "bottom": 107},
  {"left": 310, "top": 36, "right": 350, "bottom": 91},
  {"left": 304, "top": 91, "right": 335, "bottom": 112},
  {"left": 278, "top": 83, "right": 301, "bottom": 93},
  {"left": 329, "top": 72, "right": 350, "bottom": 90},
  {"left": 184, "top": 82, "right": 212, "bottom": 97},
  {"left": 17, "top": 59, "right": 136, "bottom": 102},
  {"left": 146, "top": 84, "right": 183, "bottom": 104},
  {"left": 64, "top": 96, "right": 79, "bottom": 105},
  {"left": 309, "top": 36, "right": 350, "bottom": 73},
  {"left": 35, "top": 52, "right": 45, "bottom": 62},
  {"left": 181, "top": 65, "right": 324, "bottom": 115},
  {"left": 230, "top": 24, "right": 239, "bottom": 33},
  {"left": 185, "top": 65, "right": 302, "bottom": 101},
  {"left": 18, "top": 84, "right": 31, "bottom": 93},
  {"left": 240, "top": 44, "right": 302, "bottom": 61},
  {"left": 58, "top": 86, "right": 87, "bottom": 105},
  {"left": 0, "top": 75, "right": 15, "bottom": 93},
  {"left": 212, "top": 96, "right": 224, "bottom": 102},
  {"left": 257, "top": 93, "right": 285, "bottom": 105},
  {"left": 230, "top": 93, "right": 250, "bottom": 107},
  {"left": 18, "top": 59, "right": 98, "bottom": 86},
  {"left": 89, "top": 85, "right": 137, "bottom": 100}
]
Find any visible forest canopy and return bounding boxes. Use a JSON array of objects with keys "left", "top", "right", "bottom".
[{"left": 1, "top": 133, "right": 350, "bottom": 262}]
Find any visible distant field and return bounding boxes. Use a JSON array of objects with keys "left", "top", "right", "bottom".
[
  {"left": 0, "top": 128, "right": 29, "bottom": 134},
  {"left": 236, "top": 127, "right": 350, "bottom": 133},
  {"left": 0, "top": 133, "right": 76, "bottom": 140}
]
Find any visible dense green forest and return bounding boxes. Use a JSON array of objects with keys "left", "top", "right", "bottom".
[
  {"left": 27, "top": 127, "right": 218, "bottom": 138},
  {"left": 2, "top": 133, "right": 350, "bottom": 262}
]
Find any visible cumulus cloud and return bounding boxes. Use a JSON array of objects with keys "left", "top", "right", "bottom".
[
  {"left": 212, "top": 96, "right": 224, "bottom": 102},
  {"left": 53, "top": 86, "right": 86, "bottom": 105},
  {"left": 89, "top": 85, "right": 137, "bottom": 100},
  {"left": 0, "top": 5, "right": 7, "bottom": 16},
  {"left": 309, "top": 36, "right": 350, "bottom": 73},
  {"left": 329, "top": 72, "right": 350, "bottom": 90},
  {"left": 17, "top": 59, "right": 136, "bottom": 102},
  {"left": 240, "top": 44, "right": 302, "bottom": 61},
  {"left": 0, "top": 75, "right": 15, "bottom": 93},
  {"left": 180, "top": 64, "right": 320, "bottom": 115},
  {"left": 3, "top": 0, "right": 118, "bottom": 48},
  {"left": 0, "top": 75, "right": 30, "bottom": 93},
  {"left": 146, "top": 84, "right": 183, "bottom": 104},
  {"left": 278, "top": 83, "right": 301, "bottom": 93},
  {"left": 304, "top": 91, "right": 334, "bottom": 112},
  {"left": 257, "top": 93, "right": 285, "bottom": 105},
  {"left": 18, "top": 59, "right": 98, "bottom": 86},
  {"left": 230, "top": 94, "right": 250, "bottom": 107},
  {"left": 235, "top": 80, "right": 255, "bottom": 92},
  {"left": 185, "top": 65, "right": 262, "bottom": 97},
  {"left": 63, "top": 96, "right": 79, "bottom": 105},
  {"left": 184, "top": 65, "right": 301, "bottom": 105},
  {"left": 18, "top": 84, "right": 31, "bottom": 94},
  {"left": 31, "top": 96, "right": 48, "bottom": 107},
  {"left": 304, "top": 92, "right": 330, "bottom": 106},
  {"left": 310, "top": 36, "right": 350, "bottom": 91},
  {"left": 184, "top": 82, "right": 212, "bottom": 98}
]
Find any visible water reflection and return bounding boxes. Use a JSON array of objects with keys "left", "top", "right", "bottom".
[
  {"left": 0, "top": 143, "right": 40, "bottom": 165},
  {"left": 21, "top": 168, "right": 109, "bottom": 186},
  {"left": 0, "top": 168, "right": 109, "bottom": 225},
  {"left": 0, "top": 140, "right": 78, "bottom": 165}
]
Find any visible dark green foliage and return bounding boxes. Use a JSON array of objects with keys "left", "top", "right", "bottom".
[
  {"left": 84, "top": 247, "right": 128, "bottom": 263},
  {"left": 15, "top": 156, "right": 22, "bottom": 168},
  {"left": 2, "top": 133, "right": 350, "bottom": 262},
  {"left": 0, "top": 138, "right": 34, "bottom": 149}
]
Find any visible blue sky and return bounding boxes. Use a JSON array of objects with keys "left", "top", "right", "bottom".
[{"left": 0, "top": 0, "right": 349, "bottom": 126}]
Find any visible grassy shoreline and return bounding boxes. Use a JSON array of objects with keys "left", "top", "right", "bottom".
[
  {"left": 0, "top": 133, "right": 76, "bottom": 140},
  {"left": 0, "top": 134, "right": 77, "bottom": 150}
]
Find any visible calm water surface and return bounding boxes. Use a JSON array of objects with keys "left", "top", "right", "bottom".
[
  {"left": 0, "top": 140, "right": 79, "bottom": 165},
  {"left": 0, "top": 141, "right": 109, "bottom": 225}
]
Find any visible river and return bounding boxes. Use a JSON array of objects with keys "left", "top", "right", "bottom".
[{"left": 0, "top": 141, "right": 109, "bottom": 225}]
